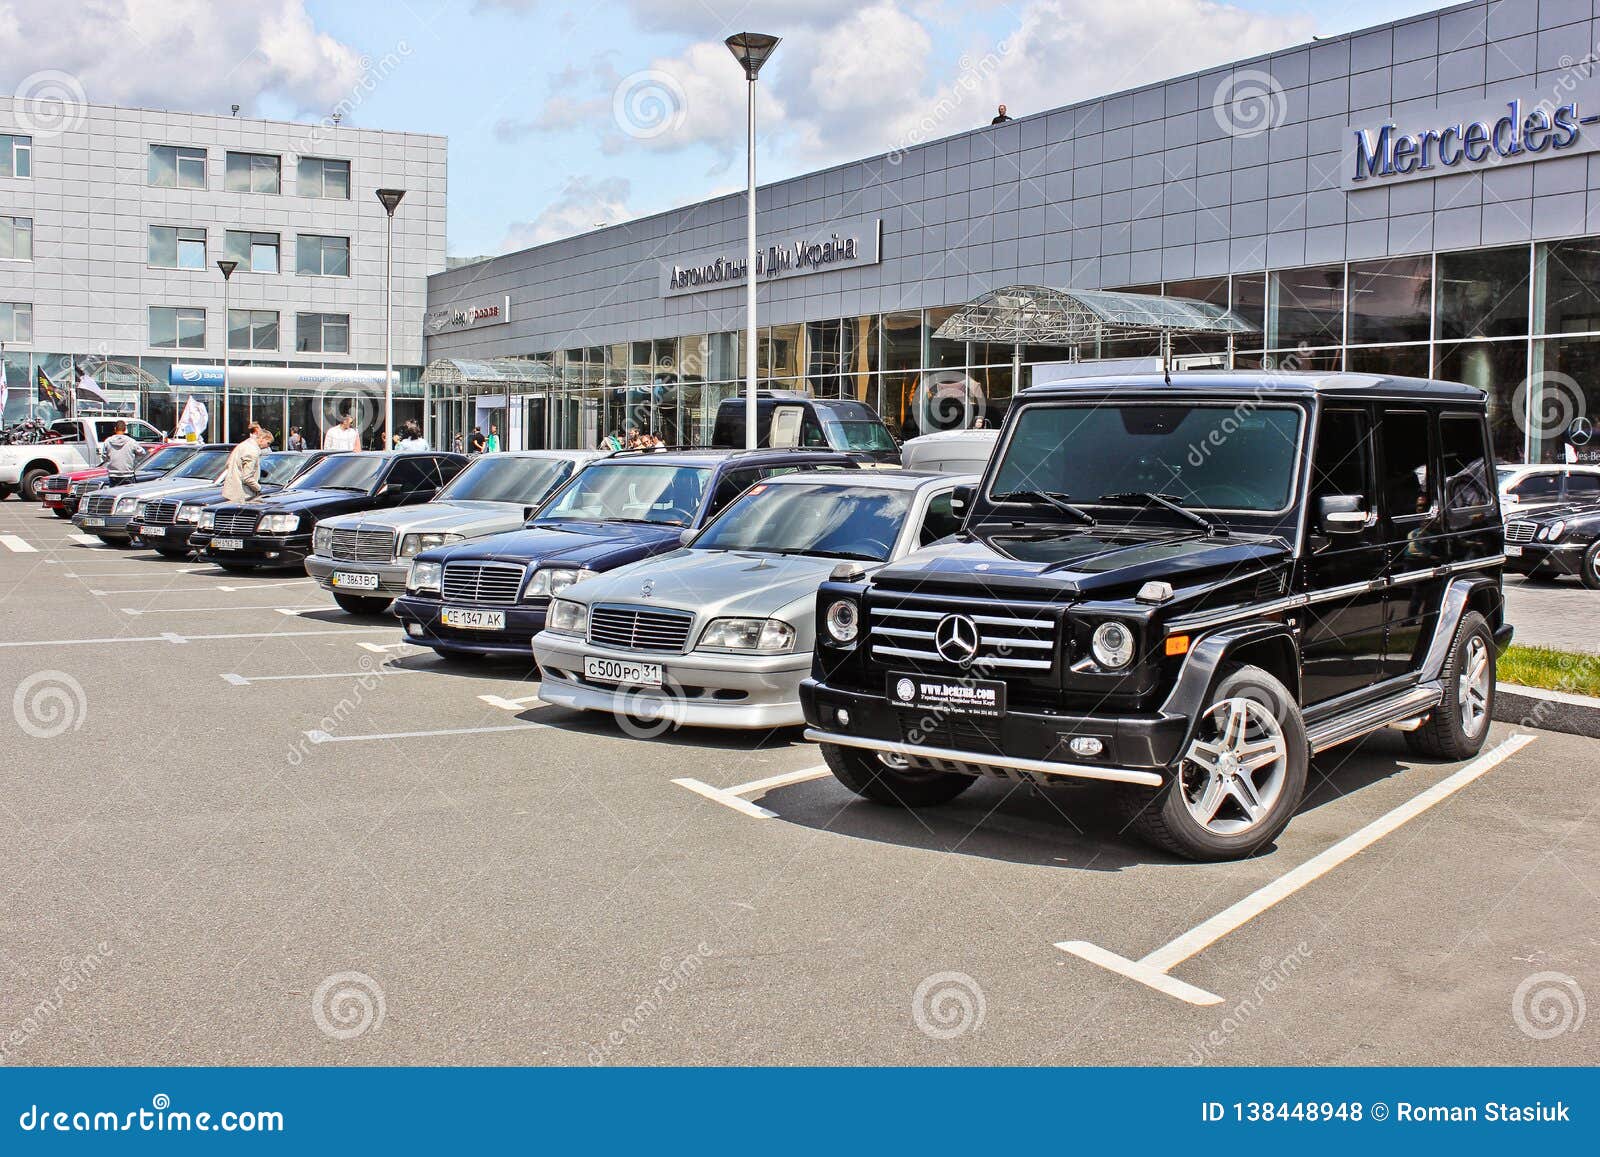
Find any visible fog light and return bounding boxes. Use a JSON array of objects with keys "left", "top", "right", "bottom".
[
  {"left": 405, "top": 622, "right": 422, "bottom": 637},
  {"left": 1069, "top": 736, "right": 1104, "bottom": 757},
  {"left": 836, "top": 707, "right": 851, "bottom": 728}
]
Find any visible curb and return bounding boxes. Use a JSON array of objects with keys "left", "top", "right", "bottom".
[{"left": 1493, "top": 682, "right": 1600, "bottom": 740}]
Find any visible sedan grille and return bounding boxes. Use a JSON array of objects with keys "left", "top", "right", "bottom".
[
  {"left": 329, "top": 528, "right": 396, "bottom": 562},
  {"left": 83, "top": 494, "right": 117, "bottom": 517},
  {"left": 211, "top": 509, "right": 260, "bottom": 536},
  {"left": 142, "top": 500, "right": 180, "bottom": 526},
  {"left": 588, "top": 604, "right": 695, "bottom": 653},
  {"left": 867, "top": 590, "right": 1057, "bottom": 672},
  {"left": 1504, "top": 521, "right": 1537, "bottom": 544},
  {"left": 441, "top": 561, "right": 525, "bottom": 606},
  {"left": 40, "top": 475, "right": 68, "bottom": 495}
]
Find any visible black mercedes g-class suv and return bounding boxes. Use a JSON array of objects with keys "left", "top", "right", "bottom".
[{"left": 801, "top": 372, "right": 1511, "bottom": 861}]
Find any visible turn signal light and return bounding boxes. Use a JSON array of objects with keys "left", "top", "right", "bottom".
[{"left": 1164, "top": 634, "right": 1191, "bottom": 657}]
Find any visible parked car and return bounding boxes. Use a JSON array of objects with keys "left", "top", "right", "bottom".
[
  {"left": 191, "top": 451, "right": 467, "bottom": 572},
  {"left": 711, "top": 391, "right": 900, "bottom": 463},
  {"left": 128, "top": 450, "right": 330, "bottom": 557},
  {"left": 71, "top": 444, "right": 233, "bottom": 544},
  {"left": 394, "top": 448, "right": 862, "bottom": 659},
  {"left": 534, "top": 470, "right": 974, "bottom": 728},
  {"left": 899, "top": 428, "right": 1000, "bottom": 474},
  {"left": 0, "top": 416, "right": 169, "bottom": 502},
  {"left": 1497, "top": 464, "right": 1600, "bottom": 515},
  {"left": 39, "top": 442, "right": 200, "bottom": 518},
  {"left": 307, "top": 450, "right": 601, "bottom": 614},
  {"left": 1504, "top": 501, "right": 1600, "bottom": 588},
  {"left": 802, "top": 371, "right": 1510, "bottom": 862}
]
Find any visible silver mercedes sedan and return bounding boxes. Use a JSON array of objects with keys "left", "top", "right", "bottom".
[{"left": 532, "top": 469, "right": 975, "bottom": 729}]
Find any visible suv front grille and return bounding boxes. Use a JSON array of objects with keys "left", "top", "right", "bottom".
[
  {"left": 1505, "top": 521, "right": 1537, "bottom": 544},
  {"left": 896, "top": 709, "right": 1004, "bottom": 754},
  {"left": 211, "top": 509, "right": 260, "bottom": 536},
  {"left": 867, "top": 590, "right": 1057, "bottom": 672},
  {"left": 441, "top": 561, "right": 525, "bottom": 605},
  {"left": 588, "top": 605, "right": 695, "bottom": 653},
  {"left": 142, "top": 500, "right": 180, "bottom": 526},
  {"left": 329, "top": 528, "right": 395, "bottom": 562}
]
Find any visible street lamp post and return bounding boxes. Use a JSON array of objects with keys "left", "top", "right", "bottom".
[
  {"left": 217, "top": 259, "right": 237, "bottom": 441},
  {"left": 725, "top": 32, "right": 780, "bottom": 450},
  {"left": 376, "top": 188, "right": 407, "bottom": 450}
]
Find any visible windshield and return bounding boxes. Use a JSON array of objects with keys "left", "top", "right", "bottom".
[
  {"left": 818, "top": 412, "right": 898, "bottom": 452},
  {"left": 260, "top": 452, "right": 307, "bottom": 484},
  {"left": 170, "top": 450, "right": 230, "bottom": 479},
  {"left": 440, "top": 456, "right": 573, "bottom": 505},
  {"left": 990, "top": 403, "right": 1304, "bottom": 513},
  {"left": 144, "top": 446, "right": 194, "bottom": 473},
  {"left": 696, "top": 482, "right": 910, "bottom": 561},
  {"left": 288, "top": 455, "right": 385, "bottom": 493},
  {"left": 537, "top": 463, "right": 711, "bottom": 527},
  {"left": 1495, "top": 467, "right": 1516, "bottom": 484}
]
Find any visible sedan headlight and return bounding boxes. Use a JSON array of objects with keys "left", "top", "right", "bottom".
[
  {"left": 133, "top": 502, "right": 148, "bottom": 520},
  {"left": 698, "top": 617, "right": 796, "bottom": 653},
  {"left": 313, "top": 525, "right": 333, "bottom": 555},
  {"left": 258, "top": 513, "right": 300, "bottom": 534},
  {"left": 399, "top": 532, "right": 463, "bottom": 559},
  {"left": 177, "top": 505, "right": 202, "bottom": 524},
  {"left": 198, "top": 510, "right": 216, "bottom": 530},
  {"left": 1090, "top": 621, "right": 1136, "bottom": 669},
  {"left": 407, "top": 560, "right": 442, "bottom": 593},
  {"left": 524, "top": 567, "right": 597, "bottom": 600},
  {"left": 1539, "top": 520, "right": 1567, "bottom": 542},
  {"left": 822, "top": 598, "right": 860, "bottom": 644},
  {"left": 547, "top": 597, "right": 589, "bottom": 637},
  {"left": 114, "top": 496, "right": 138, "bottom": 514}
]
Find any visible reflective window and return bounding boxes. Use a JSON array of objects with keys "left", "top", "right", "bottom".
[
  {"left": 228, "top": 309, "right": 278, "bottom": 351},
  {"left": 225, "top": 230, "right": 280, "bottom": 274},
  {"left": 440, "top": 455, "right": 573, "bottom": 505},
  {"left": 1533, "top": 335, "right": 1600, "bottom": 463},
  {"left": 289, "top": 455, "right": 385, "bottom": 492},
  {"left": 1268, "top": 264, "right": 1344, "bottom": 347},
  {"left": 149, "top": 306, "right": 205, "bottom": 350},
  {"left": 1440, "top": 415, "right": 1494, "bottom": 512},
  {"left": 1379, "top": 410, "right": 1433, "bottom": 519},
  {"left": 1348, "top": 255, "right": 1431, "bottom": 344},
  {"left": 170, "top": 450, "right": 231, "bottom": 479},
  {"left": 1435, "top": 340, "right": 1528, "bottom": 463},
  {"left": 225, "top": 151, "right": 281, "bottom": 194},
  {"left": 296, "top": 234, "right": 349, "bottom": 276},
  {"left": 880, "top": 311, "right": 923, "bottom": 373},
  {"left": 696, "top": 481, "right": 911, "bottom": 562},
  {"left": 297, "top": 156, "right": 350, "bottom": 199},
  {"left": 1347, "top": 344, "right": 1429, "bottom": 377},
  {"left": 926, "top": 306, "right": 966, "bottom": 369},
  {"left": 1230, "top": 273, "right": 1267, "bottom": 340},
  {"left": 1437, "top": 245, "right": 1529, "bottom": 339},
  {"left": 148, "top": 225, "right": 206, "bottom": 269},
  {"left": 0, "top": 216, "right": 32, "bottom": 261},
  {"left": 1163, "top": 277, "right": 1229, "bottom": 306},
  {"left": 1, "top": 134, "right": 30, "bottom": 178},
  {"left": 1538, "top": 238, "right": 1600, "bottom": 335},
  {"left": 148, "top": 144, "right": 204, "bottom": 188},
  {"left": 0, "top": 302, "right": 31, "bottom": 343},
  {"left": 296, "top": 312, "right": 349, "bottom": 354}
]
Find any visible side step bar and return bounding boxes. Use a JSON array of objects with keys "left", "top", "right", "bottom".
[
  {"left": 1305, "top": 683, "right": 1444, "bottom": 754},
  {"left": 801, "top": 729, "right": 1165, "bottom": 787}
]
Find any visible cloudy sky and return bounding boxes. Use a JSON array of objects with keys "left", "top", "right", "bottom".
[{"left": 0, "top": 0, "right": 1440, "bottom": 259}]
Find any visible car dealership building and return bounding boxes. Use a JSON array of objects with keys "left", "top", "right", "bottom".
[{"left": 422, "top": 0, "right": 1600, "bottom": 465}]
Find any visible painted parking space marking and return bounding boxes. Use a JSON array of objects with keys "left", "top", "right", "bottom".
[
  {"left": 0, "top": 626, "right": 394, "bottom": 649},
  {"left": 358, "top": 642, "right": 418, "bottom": 654},
  {"left": 222, "top": 666, "right": 418, "bottom": 686},
  {"left": 90, "top": 579, "right": 314, "bottom": 595},
  {"left": 1055, "top": 732, "right": 1538, "bottom": 1007},
  {"left": 478, "top": 692, "right": 542, "bottom": 711},
  {"left": 69, "top": 533, "right": 108, "bottom": 546},
  {"left": 0, "top": 534, "right": 37, "bottom": 553},
  {"left": 125, "top": 604, "right": 325, "bottom": 616},
  {"left": 66, "top": 568, "right": 206, "bottom": 577},
  {"left": 304, "top": 720, "right": 557, "bottom": 744},
  {"left": 673, "top": 765, "right": 833, "bottom": 820}
]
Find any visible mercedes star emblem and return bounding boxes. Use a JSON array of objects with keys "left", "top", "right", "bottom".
[
  {"left": 934, "top": 613, "right": 981, "bottom": 665},
  {"left": 895, "top": 677, "right": 916, "bottom": 702},
  {"left": 1570, "top": 416, "right": 1593, "bottom": 447},
  {"left": 640, "top": 578, "right": 655, "bottom": 598}
]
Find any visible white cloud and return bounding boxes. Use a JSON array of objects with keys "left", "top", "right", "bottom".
[
  {"left": 0, "top": 0, "right": 370, "bottom": 119},
  {"left": 499, "top": 175, "right": 632, "bottom": 250}
]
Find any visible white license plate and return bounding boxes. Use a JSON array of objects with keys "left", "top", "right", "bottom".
[
  {"left": 584, "top": 656, "right": 663, "bottom": 687},
  {"left": 82, "top": 517, "right": 104, "bottom": 527},
  {"left": 142, "top": 526, "right": 166, "bottom": 537},
  {"left": 1505, "top": 544, "right": 1523, "bottom": 557},
  {"left": 332, "top": 570, "right": 379, "bottom": 590},
  {"left": 213, "top": 538, "right": 244, "bottom": 551},
  {"left": 442, "top": 607, "right": 505, "bottom": 631}
]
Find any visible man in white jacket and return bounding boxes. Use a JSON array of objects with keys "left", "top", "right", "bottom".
[{"left": 222, "top": 427, "right": 273, "bottom": 503}]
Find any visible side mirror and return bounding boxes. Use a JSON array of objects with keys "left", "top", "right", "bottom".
[
  {"left": 678, "top": 528, "right": 696, "bottom": 546},
  {"left": 950, "top": 483, "right": 974, "bottom": 512},
  {"left": 1317, "top": 494, "right": 1368, "bottom": 534}
]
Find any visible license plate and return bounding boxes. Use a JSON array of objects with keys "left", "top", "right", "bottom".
[
  {"left": 442, "top": 607, "right": 505, "bottom": 631},
  {"left": 888, "top": 671, "right": 1007, "bottom": 717},
  {"left": 584, "top": 656, "right": 663, "bottom": 686},
  {"left": 332, "top": 570, "right": 379, "bottom": 590},
  {"left": 213, "top": 538, "right": 244, "bottom": 551},
  {"left": 1505, "top": 544, "right": 1523, "bottom": 557},
  {"left": 82, "top": 517, "right": 104, "bottom": 527},
  {"left": 142, "top": 526, "right": 166, "bottom": 537}
]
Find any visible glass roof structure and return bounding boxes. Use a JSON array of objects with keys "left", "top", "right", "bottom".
[
  {"left": 420, "top": 357, "right": 559, "bottom": 389},
  {"left": 932, "top": 285, "right": 1258, "bottom": 344}
]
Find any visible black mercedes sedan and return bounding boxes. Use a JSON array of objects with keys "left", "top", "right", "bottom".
[{"left": 1504, "top": 501, "right": 1600, "bottom": 589}]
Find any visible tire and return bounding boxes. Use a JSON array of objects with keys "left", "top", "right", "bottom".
[
  {"left": 332, "top": 592, "right": 393, "bottom": 615},
  {"left": 19, "top": 468, "right": 50, "bottom": 503},
  {"left": 1405, "top": 610, "right": 1495, "bottom": 760},
  {"left": 1122, "top": 664, "right": 1309, "bottom": 861},
  {"left": 1581, "top": 542, "right": 1600, "bottom": 592},
  {"left": 51, "top": 507, "right": 71, "bottom": 519},
  {"left": 821, "top": 741, "right": 977, "bottom": 808}
]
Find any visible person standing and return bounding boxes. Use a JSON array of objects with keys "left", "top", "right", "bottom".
[
  {"left": 486, "top": 423, "right": 501, "bottom": 452},
  {"left": 323, "top": 412, "right": 361, "bottom": 452},
  {"left": 98, "top": 420, "right": 147, "bottom": 486},
  {"left": 222, "top": 426, "right": 273, "bottom": 503},
  {"left": 469, "top": 427, "right": 486, "bottom": 455},
  {"left": 396, "top": 420, "right": 427, "bottom": 452},
  {"left": 991, "top": 104, "right": 1012, "bottom": 125},
  {"left": 286, "top": 426, "right": 307, "bottom": 451}
]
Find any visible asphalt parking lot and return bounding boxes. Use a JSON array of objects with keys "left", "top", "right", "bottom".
[{"left": 0, "top": 498, "right": 1595, "bottom": 1066}]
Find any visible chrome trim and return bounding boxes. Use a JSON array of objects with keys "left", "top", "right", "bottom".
[
  {"left": 804, "top": 728, "right": 1164, "bottom": 787},
  {"left": 1306, "top": 684, "right": 1443, "bottom": 754},
  {"left": 1305, "top": 580, "right": 1383, "bottom": 604},
  {"left": 869, "top": 643, "right": 1053, "bottom": 670},
  {"left": 1166, "top": 594, "right": 1306, "bottom": 633}
]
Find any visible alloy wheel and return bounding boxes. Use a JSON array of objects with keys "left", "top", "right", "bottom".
[
  {"left": 1179, "top": 696, "right": 1289, "bottom": 835},
  {"left": 1458, "top": 634, "right": 1491, "bottom": 739}
]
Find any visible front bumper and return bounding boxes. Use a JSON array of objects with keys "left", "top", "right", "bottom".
[
  {"left": 306, "top": 555, "right": 410, "bottom": 596},
  {"left": 130, "top": 520, "right": 200, "bottom": 550},
  {"left": 533, "top": 631, "right": 811, "bottom": 729},
  {"left": 1505, "top": 540, "right": 1586, "bottom": 576},
  {"left": 72, "top": 511, "right": 135, "bottom": 539},
  {"left": 799, "top": 679, "right": 1184, "bottom": 788},
  {"left": 392, "top": 593, "right": 548, "bottom": 657},
  {"left": 192, "top": 530, "right": 312, "bottom": 569}
]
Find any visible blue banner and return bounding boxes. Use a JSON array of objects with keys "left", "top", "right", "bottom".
[
  {"left": 167, "top": 365, "right": 225, "bottom": 387},
  {"left": 1, "top": 1067, "right": 1593, "bottom": 1152}
]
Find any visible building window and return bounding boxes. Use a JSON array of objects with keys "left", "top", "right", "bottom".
[
  {"left": 0, "top": 302, "right": 32, "bottom": 343},
  {"left": 228, "top": 309, "right": 279, "bottom": 351},
  {"left": 296, "top": 234, "right": 349, "bottom": 277},
  {"left": 1437, "top": 245, "right": 1529, "bottom": 340},
  {"left": 1, "top": 134, "right": 32, "bottom": 179},
  {"left": 0, "top": 216, "right": 32, "bottom": 261},
  {"left": 1536, "top": 238, "right": 1600, "bottom": 336},
  {"left": 1347, "top": 255, "right": 1431, "bottom": 345},
  {"left": 149, "top": 306, "right": 206, "bottom": 350},
  {"left": 149, "top": 144, "right": 207, "bottom": 189},
  {"left": 296, "top": 312, "right": 349, "bottom": 353},
  {"left": 224, "top": 229, "right": 280, "bottom": 274},
  {"left": 148, "top": 225, "right": 206, "bottom": 270},
  {"left": 1268, "top": 264, "right": 1344, "bottom": 348},
  {"left": 298, "top": 156, "right": 350, "bottom": 199},
  {"left": 225, "top": 151, "right": 281, "bottom": 194}
]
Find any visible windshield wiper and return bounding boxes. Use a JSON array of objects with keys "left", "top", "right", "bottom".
[
  {"left": 991, "top": 489, "right": 1096, "bottom": 526},
  {"left": 1098, "top": 491, "right": 1221, "bottom": 536}
]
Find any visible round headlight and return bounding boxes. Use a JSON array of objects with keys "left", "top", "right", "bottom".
[
  {"left": 1544, "top": 519, "right": 1566, "bottom": 542},
  {"left": 824, "top": 599, "right": 859, "bottom": 644},
  {"left": 1091, "top": 621, "right": 1136, "bottom": 669}
]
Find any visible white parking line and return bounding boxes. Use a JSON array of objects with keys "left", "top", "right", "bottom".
[
  {"left": 1055, "top": 732, "right": 1538, "bottom": 1007},
  {"left": 125, "top": 605, "right": 324, "bottom": 616},
  {"left": 304, "top": 720, "right": 556, "bottom": 744},
  {"left": 673, "top": 765, "right": 833, "bottom": 820},
  {"left": 66, "top": 569, "right": 206, "bottom": 577},
  {"left": 222, "top": 666, "right": 417, "bottom": 686},
  {"left": 0, "top": 626, "right": 395, "bottom": 649},
  {"left": 478, "top": 692, "right": 542, "bottom": 711},
  {"left": 69, "top": 533, "right": 107, "bottom": 546},
  {"left": 358, "top": 642, "right": 417, "bottom": 654},
  {"left": 0, "top": 534, "right": 37, "bottom": 553},
  {"left": 90, "top": 581, "right": 312, "bottom": 595}
]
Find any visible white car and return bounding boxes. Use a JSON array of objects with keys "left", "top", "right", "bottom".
[{"left": 1497, "top": 464, "right": 1600, "bottom": 516}]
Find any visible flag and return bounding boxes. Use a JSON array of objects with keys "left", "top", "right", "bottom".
[
  {"left": 36, "top": 366, "right": 64, "bottom": 410},
  {"left": 175, "top": 396, "right": 208, "bottom": 439},
  {"left": 76, "top": 373, "right": 109, "bottom": 407}
]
